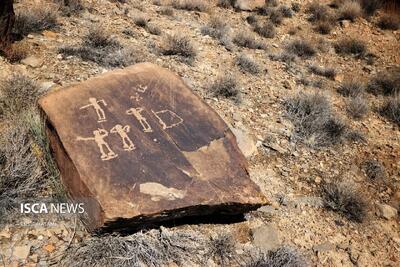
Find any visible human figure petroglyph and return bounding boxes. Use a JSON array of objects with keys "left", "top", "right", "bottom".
[
  {"left": 110, "top": 124, "right": 135, "bottom": 151},
  {"left": 135, "top": 85, "right": 148, "bottom": 93},
  {"left": 126, "top": 107, "right": 153, "bottom": 133},
  {"left": 77, "top": 128, "right": 118, "bottom": 161},
  {"left": 130, "top": 94, "right": 142, "bottom": 102},
  {"left": 152, "top": 110, "right": 184, "bottom": 130},
  {"left": 80, "top": 98, "right": 108, "bottom": 123}
]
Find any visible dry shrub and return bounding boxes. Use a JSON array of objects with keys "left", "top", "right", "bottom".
[
  {"left": 363, "top": 159, "right": 387, "bottom": 181},
  {"left": 62, "top": 227, "right": 209, "bottom": 267},
  {"left": 315, "top": 20, "right": 333, "bottom": 34},
  {"left": 233, "top": 32, "right": 266, "bottom": 49},
  {"left": 236, "top": 54, "right": 261, "bottom": 74},
  {"left": 309, "top": 65, "right": 337, "bottom": 80},
  {"left": 286, "top": 39, "right": 316, "bottom": 58},
  {"left": 377, "top": 14, "right": 400, "bottom": 30},
  {"left": 334, "top": 38, "right": 367, "bottom": 57},
  {"left": 159, "top": 6, "right": 174, "bottom": 16},
  {"left": 209, "top": 74, "right": 240, "bottom": 101},
  {"left": 172, "top": 0, "right": 209, "bottom": 12},
  {"left": 0, "top": 124, "right": 45, "bottom": 221},
  {"left": 306, "top": 2, "right": 330, "bottom": 22},
  {"left": 284, "top": 92, "right": 348, "bottom": 147},
  {"left": 0, "top": 73, "right": 40, "bottom": 117},
  {"left": 133, "top": 15, "right": 148, "bottom": 27},
  {"left": 254, "top": 22, "right": 276, "bottom": 38},
  {"left": 1, "top": 42, "right": 28, "bottom": 63},
  {"left": 146, "top": 24, "right": 162, "bottom": 35},
  {"left": 380, "top": 97, "right": 400, "bottom": 126},
  {"left": 13, "top": 4, "right": 58, "bottom": 36},
  {"left": 248, "top": 246, "right": 308, "bottom": 267},
  {"left": 59, "top": 27, "right": 144, "bottom": 68},
  {"left": 359, "top": 0, "right": 382, "bottom": 16},
  {"left": 201, "top": 16, "right": 231, "bottom": 47},
  {"left": 346, "top": 96, "right": 369, "bottom": 120},
  {"left": 367, "top": 70, "right": 400, "bottom": 96},
  {"left": 338, "top": 0, "right": 362, "bottom": 21},
  {"left": 323, "top": 181, "right": 367, "bottom": 222},
  {"left": 338, "top": 80, "right": 365, "bottom": 97},
  {"left": 161, "top": 34, "right": 197, "bottom": 61}
]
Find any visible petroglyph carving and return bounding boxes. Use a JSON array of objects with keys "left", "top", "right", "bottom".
[
  {"left": 110, "top": 124, "right": 135, "bottom": 151},
  {"left": 130, "top": 94, "right": 142, "bottom": 102},
  {"left": 152, "top": 109, "right": 184, "bottom": 130},
  {"left": 77, "top": 128, "right": 118, "bottom": 161},
  {"left": 136, "top": 85, "right": 148, "bottom": 93},
  {"left": 139, "top": 182, "right": 186, "bottom": 201},
  {"left": 80, "top": 98, "right": 108, "bottom": 123},
  {"left": 126, "top": 107, "right": 153, "bottom": 133}
]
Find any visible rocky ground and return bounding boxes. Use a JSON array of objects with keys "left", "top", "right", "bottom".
[{"left": 0, "top": 0, "right": 399, "bottom": 266}]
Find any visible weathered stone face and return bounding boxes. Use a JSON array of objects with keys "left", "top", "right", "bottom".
[{"left": 39, "top": 63, "right": 267, "bottom": 232}]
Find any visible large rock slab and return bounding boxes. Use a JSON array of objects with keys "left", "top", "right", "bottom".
[
  {"left": 39, "top": 63, "right": 267, "bottom": 232},
  {"left": 235, "top": 0, "right": 266, "bottom": 11}
]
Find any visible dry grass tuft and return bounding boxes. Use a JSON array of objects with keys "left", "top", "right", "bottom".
[
  {"left": 0, "top": 73, "right": 40, "bottom": 118},
  {"left": 315, "top": 21, "right": 333, "bottom": 34},
  {"left": 172, "top": 0, "right": 209, "bottom": 12},
  {"left": 233, "top": 32, "right": 266, "bottom": 50},
  {"left": 363, "top": 159, "right": 387, "bottom": 181},
  {"left": 1, "top": 42, "right": 28, "bottom": 63},
  {"left": 308, "top": 65, "right": 337, "bottom": 80},
  {"left": 338, "top": 80, "right": 365, "bottom": 97},
  {"left": 63, "top": 227, "right": 208, "bottom": 267},
  {"left": 379, "top": 97, "right": 400, "bottom": 126},
  {"left": 13, "top": 4, "right": 58, "bottom": 36},
  {"left": 209, "top": 74, "right": 240, "bottom": 101},
  {"left": 236, "top": 54, "right": 261, "bottom": 74},
  {"left": 346, "top": 96, "right": 369, "bottom": 120},
  {"left": 60, "top": 26, "right": 144, "bottom": 68},
  {"left": 286, "top": 39, "right": 316, "bottom": 58},
  {"left": 338, "top": 0, "right": 362, "bottom": 21},
  {"left": 377, "top": 15, "right": 400, "bottom": 30},
  {"left": 367, "top": 70, "right": 400, "bottom": 96},
  {"left": 284, "top": 92, "right": 348, "bottom": 147},
  {"left": 334, "top": 38, "right": 367, "bottom": 57},
  {"left": 248, "top": 246, "right": 308, "bottom": 267},
  {"left": 254, "top": 22, "right": 276, "bottom": 38},
  {"left": 161, "top": 34, "right": 197, "bottom": 62},
  {"left": 322, "top": 181, "right": 367, "bottom": 222},
  {"left": 306, "top": 2, "right": 330, "bottom": 22}
]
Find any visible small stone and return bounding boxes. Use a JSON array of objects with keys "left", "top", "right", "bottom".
[
  {"left": 340, "top": 20, "right": 351, "bottom": 28},
  {"left": 315, "top": 176, "right": 322, "bottom": 184},
  {"left": 282, "top": 80, "right": 293, "bottom": 90},
  {"left": 42, "top": 30, "right": 57, "bottom": 38},
  {"left": 21, "top": 56, "right": 43, "bottom": 68},
  {"left": 13, "top": 245, "right": 31, "bottom": 259},
  {"left": 231, "top": 127, "right": 258, "bottom": 158},
  {"left": 43, "top": 243, "right": 56, "bottom": 253},
  {"left": 377, "top": 203, "right": 398, "bottom": 220},
  {"left": 252, "top": 224, "right": 281, "bottom": 251}
]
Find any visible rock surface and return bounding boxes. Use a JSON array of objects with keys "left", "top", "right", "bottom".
[
  {"left": 39, "top": 63, "right": 267, "bottom": 232},
  {"left": 377, "top": 203, "right": 398, "bottom": 220},
  {"left": 234, "top": 0, "right": 265, "bottom": 11},
  {"left": 251, "top": 224, "right": 281, "bottom": 251}
]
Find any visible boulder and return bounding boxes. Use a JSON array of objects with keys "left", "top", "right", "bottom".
[
  {"left": 39, "top": 63, "right": 267, "bottom": 232},
  {"left": 234, "top": 0, "right": 265, "bottom": 11}
]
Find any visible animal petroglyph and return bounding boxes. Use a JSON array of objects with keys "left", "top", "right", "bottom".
[
  {"left": 130, "top": 94, "right": 142, "bottom": 102},
  {"left": 80, "top": 98, "right": 108, "bottom": 123},
  {"left": 126, "top": 107, "right": 153, "bottom": 133},
  {"left": 110, "top": 124, "right": 136, "bottom": 151},
  {"left": 139, "top": 182, "right": 186, "bottom": 201},
  {"left": 152, "top": 110, "right": 184, "bottom": 130},
  {"left": 77, "top": 128, "right": 118, "bottom": 161}
]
